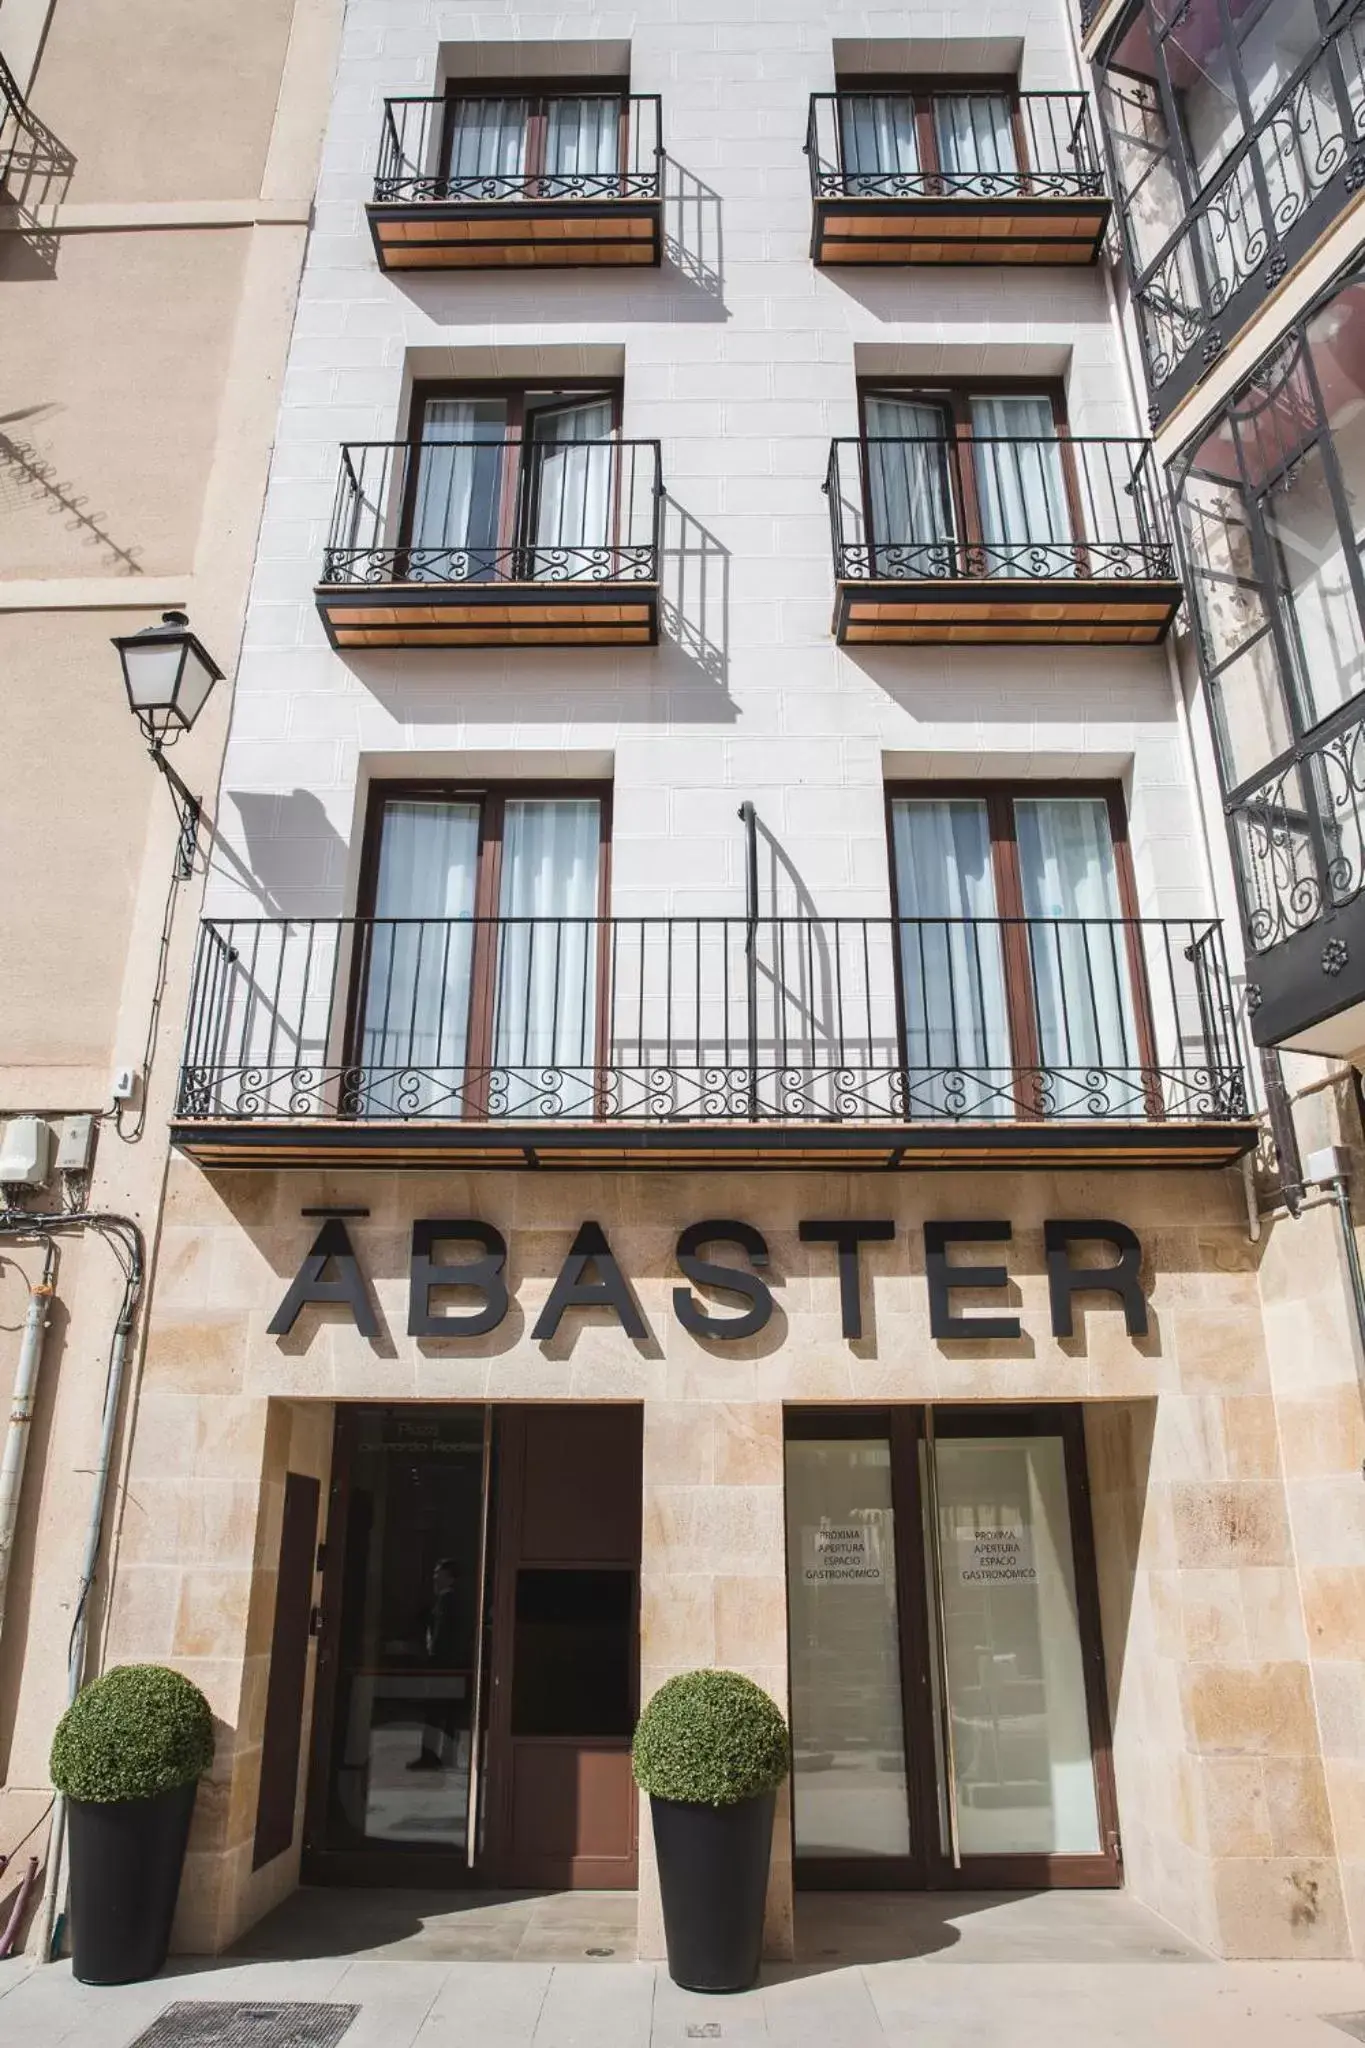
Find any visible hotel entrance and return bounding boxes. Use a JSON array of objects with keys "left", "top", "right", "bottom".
[
  {"left": 785, "top": 1406, "right": 1118, "bottom": 1891},
  {"left": 302, "top": 1402, "right": 643, "bottom": 1890}
]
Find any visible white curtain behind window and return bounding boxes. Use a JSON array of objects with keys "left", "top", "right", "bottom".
[
  {"left": 838, "top": 95, "right": 920, "bottom": 193},
  {"left": 865, "top": 396, "right": 956, "bottom": 577},
  {"left": 446, "top": 97, "right": 529, "bottom": 183},
  {"left": 970, "top": 396, "right": 1072, "bottom": 577},
  {"left": 361, "top": 801, "right": 481, "bottom": 1114},
  {"left": 410, "top": 398, "right": 508, "bottom": 581},
  {"left": 1015, "top": 797, "right": 1139, "bottom": 1109},
  {"left": 530, "top": 397, "right": 617, "bottom": 580},
  {"left": 493, "top": 798, "right": 601, "bottom": 1115},
  {"left": 545, "top": 96, "right": 622, "bottom": 181},
  {"left": 934, "top": 95, "right": 1018, "bottom": 189},
  {"left": 892, "top": 798, "right": 1012, "bottom": 1118}
]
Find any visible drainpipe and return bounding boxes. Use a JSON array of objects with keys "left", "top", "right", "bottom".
[
  {"left": 739, "top": 802, "right": 759, "bottom": 1121},
  {"left": 1304, "top": 1145, "right": 1365, "bottom": 1394},
  {"left": 0, "top": 1240, "right": 55, "bottom": 1643}
]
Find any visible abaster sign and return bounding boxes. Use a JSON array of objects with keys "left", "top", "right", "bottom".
[{"left": 269, "top": 1216, "right": 1149, "bottom": 1345}]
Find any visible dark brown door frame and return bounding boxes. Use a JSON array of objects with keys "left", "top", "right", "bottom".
[
  {"left": 883, "top": 779, "right": 1162, "bottom": 1120},
  {"left": 784, "top": 1402, "right": 1121, "bottom": 1894},
  {"left": 344, "top": 779, "right": 613, "bottom": 1124}
]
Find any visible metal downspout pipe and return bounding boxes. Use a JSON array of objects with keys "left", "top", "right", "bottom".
[{"left": 0, "top": 1241, "right": 55, "bottom": 1643}]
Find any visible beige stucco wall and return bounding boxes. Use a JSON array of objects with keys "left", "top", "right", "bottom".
[
  {"left": 102, "top": 1150, "right": 1365, "bottom": 1963},
  {"left": 0, "top": 0, "right": 342, "bottom": 1940}
]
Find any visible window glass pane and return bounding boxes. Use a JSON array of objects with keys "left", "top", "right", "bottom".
[
  {"left": 361, "top": 800, "right": 481, "bottom": 1114},
  {"left": 1015, "top": 799, "right": 1140, "bottom": 1101},
  {"left": 838, "top": 94, "right": 919, "bottom": 192},
  {"left": 326, "top": 1408, "right": 487, "bottom": 1853},
  {"left": 1163, "top": 0, "right": 1247, "bottom": 186},
  {"left": 544, "top": 96, "right": 622, "bottom": 178},
  {"left": 411, "top": 398, "right": 509, "bottom": 580},
  {"left": 934, "top": 94, "right": 1018, "bottom": 184},
  {"left": 891, "top": 797, "right": 1011, "bottom": 1118},
  {"left": 447, "top": 97, "right": 529, "bottom": 179},
  {"left": 785, "top": 1437, "right": 912, "bottom": 1859},
  {"left": 927, "top": 1433, "right": 1101, "bottom": 1857},
  {"left": 1100, "top": 16, "right": 1187, "bottom": 272},
  {"left": 969, "top": 397, "right": 1070, "bottom": 575},
  {"left": 527, "top": 399, "right": 618, "bottom": 577},
  {"left": 492, "top": 798, "right": 601, "bottom": 1115},
  {"left": 1210, "top": 637, "right": 1295, "bottom": 789},
  {"left": 1265, "top": 438, "right": 1365, "bottom": 728},
  {"left": 864, "top": 396, "right": 955, "bottom": 576}
]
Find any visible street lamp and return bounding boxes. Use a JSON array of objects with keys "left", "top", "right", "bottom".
[{"left": 111, "top": 610, "right": 223, "bottom": 878}]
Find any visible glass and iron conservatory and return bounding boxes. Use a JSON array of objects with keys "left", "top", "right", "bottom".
[
  {"left": 1094, "top": 0, "right": 1365, "bottom": 414},
  {"left": 1170, "top": 262, "right": 1365, "bottom": 1054}
]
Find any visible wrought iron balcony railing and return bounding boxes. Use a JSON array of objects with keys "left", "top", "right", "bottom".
[
  {"left": 319, "top": 438, "right": 663, "bottom": 589},
  {"left": 1099, "top": 0, "right": 1365, "bottom": 410},
  {"left": 1232, "top": 702, "right": 1365, "bottom": 953},
  {"left": 373, "top": 93, "right": 663, "bottom": 207},
  {"left": 806, "top": 91, "right": 1105, "bottom": 204},
  {"left": 177, "top": 912, "right": 1245, "bottom": 1130},
  {"left": 827, "top": 434, "right": 1174, "bottom": 585}
]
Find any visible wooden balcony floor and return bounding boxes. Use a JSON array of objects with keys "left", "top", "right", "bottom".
[
  {"left": 368, "top": 201, "right": 661, "bottom": 270},
  {"left": 813, "top": 195, "right": 1110, "bottom": 266},
  {"left": 835, "top": 577, "right": 1184, "bottom": 646},
  {"left": 316, "top": 581, "right": 659, "bottom": 650}
]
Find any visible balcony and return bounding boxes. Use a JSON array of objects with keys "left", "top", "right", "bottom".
[
  {"left": 314, "top": 437, "right": 662, "bottom": 650},
  {"left": 171, "top": 912, "right": 1253, "bottom": 1171},
  {"left": 1096, "top": 0, "right": 1365, "bottom": 415},
  {"left": 826, "top": 433, "right": 1183, "bottom": 644},
  {"left": 1232, "top": 704, "right": 1365, "bottom": 1058},
  {"left": 806, "top": 91, "right": 1110, "bottom": 266},
  {"left": 366, "top": 94, "right": 663, "bottom": 271}
]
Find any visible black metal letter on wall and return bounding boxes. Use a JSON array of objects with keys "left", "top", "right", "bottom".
[
  {"left": 923, "top": 1221, "right": 1021, "bottom": 1341},
  {"left": 798, "top": 1221, "right": 895, "bottom": 1339},
  {"left": 1045, "top": 1219, "right": 1148, "bottom": 1337},
  {"left": 409, "top": 1220, "right": 510, "bottom": 1338},
  {"left": 531, "top": 1221, "right": 649, "bottom": 1341},
  {"left": 674, "top": 1220, "right": 773, "bottom": 1339},
  {"left": 267, "top": 1220, "right": 379, "bottom": 1339}
]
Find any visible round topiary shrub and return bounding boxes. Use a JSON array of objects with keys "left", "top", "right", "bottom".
[
  {"left": 632, "top": 1670, "right": 789, "bottom": 1808},
  {"left": 50, "top": 1665, "right": 215, "bottom": 1805}
]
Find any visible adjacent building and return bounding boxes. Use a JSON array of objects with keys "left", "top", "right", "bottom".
[
  {"left": 7, "top": 0, "right": 1365, "bottom": 1975},
  {"left": 0, "top": 0, "right": 338, "bottom": 1942}
]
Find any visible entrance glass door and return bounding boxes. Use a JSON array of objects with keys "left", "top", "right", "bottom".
[
  {"left": 312, "top": 1405, "right": 490, "bottom": 1876},
  {"left": 784, "top": 1405, "right": 1117, "bottom": 1890}
]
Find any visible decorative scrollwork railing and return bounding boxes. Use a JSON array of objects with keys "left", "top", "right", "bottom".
[
  {"left": 372, "top": 93, "right": 663, "bottom": 207},
  {"left": 177, "top": 912, "right": 1245, "bottom": 1127},
  {"left": 805, "top": 90, "right": 1106, "bottom": 204},
  {"left": 1231, "top": 704, "right": 1365, "bottom": 952},
  {"left": 319, "top": 439, "right": 663, "bottom": 589},
  {"left": 826, "top": 435, "right": 1175, "bottom": 585},
  {"left": 1101, "top": 0, "right": 1365, "bottom": 404}
]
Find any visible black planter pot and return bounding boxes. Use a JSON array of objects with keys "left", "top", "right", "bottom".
[
  {"left": 650, "top": 1790, "right": 775, "bottom": 1993},
  {"left": 66, "top": 1779, "right": 198, "bottom": 1984}
]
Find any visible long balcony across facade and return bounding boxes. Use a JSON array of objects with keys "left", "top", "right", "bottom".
[
  {"left": 826, "top": 432, "right": 1182, "bottom": 644},
  {"left": 1094, "top": 0, "right": 1365, "bottom": 416},
  {"left": 172, "top": 912, "right": 1254, "bottom": 1170},
  {"left": 807, "top": 90, "right": 1110, "bottom": 264},
  {"left": 366, "top": 91, "right": 663, "bottom": 269},
  {"left": 315, "top": 437, "right": 663, "bottom": 649}
]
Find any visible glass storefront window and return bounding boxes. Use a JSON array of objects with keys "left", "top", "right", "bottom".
[
  {"left": 925, "top": 1433, "right": 1102, "bottom": 1858},
  {"left": 785, "top": 1437, "right": 912, "bottom": 1860}
]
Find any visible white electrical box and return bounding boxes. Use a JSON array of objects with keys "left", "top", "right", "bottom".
[
  {"left": 55, "top": 1114, "right": 96, "bottom": 1174},
  {"left": 111, "top": 1066, "right": 138, "bottom": 1104},
  {"left": 0, "top": 1116, "right": 53, "bottom": 1187}
]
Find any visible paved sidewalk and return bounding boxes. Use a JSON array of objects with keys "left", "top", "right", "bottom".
[{"left": 2, "top": 1891, "right": 1365, "bottom": 2048}]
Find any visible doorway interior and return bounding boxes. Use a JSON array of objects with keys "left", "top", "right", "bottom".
[{"left": 303, "top": 1402, "right": 642, "bottom": 1891}]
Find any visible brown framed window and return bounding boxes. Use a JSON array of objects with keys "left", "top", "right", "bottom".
[
  {"left": 346, "top": 781, "right": 612, "bottom": 1119},
  {"left": 885, "top": 781, "right": 1160, "bottom": 1118},
  {"left": 401, "top": 381, "right": 626, "bottom": 584},
  {"left": 856, "top": 379, "right": 1089, "bottom": 580},
  {"left": 834, "top": 77, "right": 1030, "bottom": 194},
  {"left": 440, "top": 80, "right": 630, "bottom": 193}
]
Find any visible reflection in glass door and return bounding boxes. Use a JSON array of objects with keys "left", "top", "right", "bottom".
[
  {"left": 784, "top": 1406, "right": 1116, "bottom": 1891},
  {"left": 316, "top": 1406, "right": 490, "bottom": 1871}
]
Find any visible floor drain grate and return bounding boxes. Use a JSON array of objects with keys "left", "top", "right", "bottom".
[
  {"left": 584, "top": 1946, "right": 615, "bottom": 1957},
  {"left": 685, "top": 2028, "right": 722, "bottom": 2040},
  {"left": 127, "top": 2004, "right": 360, "bottom": 2048}
]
